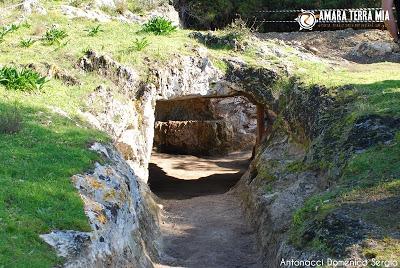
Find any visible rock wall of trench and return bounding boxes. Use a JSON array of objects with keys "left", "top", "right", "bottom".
[
  {"left": 63, "top": 49, "right": 297, "bottom": 267},
  {"left": 234, "top": 84, "right": 335, "bottom": 266},
  {"left": 39, "top": 46, "right": 387, "bottom": 267},
  {"left": 234, "top": 76, "right": 400, "bottom": 267}
]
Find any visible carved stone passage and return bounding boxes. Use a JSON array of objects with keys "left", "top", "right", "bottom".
[{"left": 153, "top": 97, "right": 257, "bottom": 156}]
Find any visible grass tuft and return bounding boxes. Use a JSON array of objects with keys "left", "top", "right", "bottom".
[
  {"left": 42, "top": 27, "right": 68, "bottom": 46},
  {"left": 129, "top": 37, "right": 150, "bottom": 51},
  {"left": 20, "top": 38, "right": 36, "bottom": 48},
  {"left": 0, "top": 67, "right": 47, "bottom": 91},
  {"left": 0, "top": 104, "right": 22, "bottom": 134},
  {"left": 85, "top": 25, "right": 104, "bottom": 37}
]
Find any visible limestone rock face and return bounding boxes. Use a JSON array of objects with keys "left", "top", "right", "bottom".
[
  {"left": 94, "top": 0, "right": 117, "bottom": 9},
  {"left": 21, "top": 0, "right": 47, "bottom": 15},
  {"left": 210, "top": 96, "right": 257, "bottom": 150},
  {"left": 59, "top": 1, "right": 180, "bottom": 25},
  {"left": 41, "top": 143, "right": 160, "bottom": 268},
  {"left": 154, "top": 120, "right": 234, "bottom": 155},
  {"left": 236, "top": 130, "right": 326, "bottom": 267},
  {"left": 147, "top": 4, "right": 181, "bottom": 26},
  {"left": 60, "top": 5, "right": 112, "bottom": 22},
  {"left": 153, "top": 96, "right": 256, "bottom": 155},
  {"left": 352, "top": 41, "right": 399, "bottom": 58},
  {"left": 53, "top": 49, "right": 278, "bottom": 267},
  {"left": 150, "top": 52, "right": 233, "bottom": 100}
]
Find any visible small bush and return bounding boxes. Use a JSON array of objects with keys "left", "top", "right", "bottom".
[
  {"left": 129, "top": 37, "right": 150, "bottom": 51},
  {"left": 85, "top": 25, "right": 104, "bottom": 37},
  {"left": 0, "top": 67, "right": 47, "bottom": 91},
  {"left": 0, "top": 105, "right": 22, "bottom": 134},
  {"left": 20, "top": 38, "right": 36, "bottom": 48},
  {"left": 42, "top": 27, "right": 68, "bottom": 45},
  {"left": 115, "top": 0, "right": 128, "bottom": 14},
  {"left": 142, "top": 17, "right": 177, "bottom": 35}
]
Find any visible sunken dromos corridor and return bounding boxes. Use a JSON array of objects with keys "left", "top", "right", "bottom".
[{"left": 148, "top": 96, "right": 264, "bottom": 267}]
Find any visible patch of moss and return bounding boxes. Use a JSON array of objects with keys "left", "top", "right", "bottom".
[
  {"left": 289, "top": 191, "right": 339, "bottom": 249},
  {"left": 256, "top": 164, "right": 278, "bottom": 182},
  {"left": 212, "top": 58, "right": 229, "bottom": 74}
]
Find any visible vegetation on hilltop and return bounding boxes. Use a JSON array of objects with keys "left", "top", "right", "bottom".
[{"left": 177, "top": 0, "right": 381, "bottom": 29}]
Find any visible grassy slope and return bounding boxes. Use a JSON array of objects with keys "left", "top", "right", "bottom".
[{"left": 286, "top": 53, "right": 400, "bottom": 260}]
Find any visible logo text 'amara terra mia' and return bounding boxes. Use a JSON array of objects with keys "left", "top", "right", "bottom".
[{"left": 296, "top": 9, "right": 391, "bottom": 30}]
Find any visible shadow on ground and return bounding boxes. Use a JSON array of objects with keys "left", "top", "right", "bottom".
[{"left": 148, "top": 163, "right": 246, "bottom": 200}]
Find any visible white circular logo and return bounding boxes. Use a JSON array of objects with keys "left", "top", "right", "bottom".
[{"left": 296, "top": 10, "right": 317, "bottom": 30}]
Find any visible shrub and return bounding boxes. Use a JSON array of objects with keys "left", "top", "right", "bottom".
[
  {"left": 129, "top": 37, "right": 150, "bottom": 51},
  {"left": 0, "top": 105, "right": 22, "bottom": 134},
  {"left": 85, "top": 25, "right": 104, "bottom": 37},
  {"left": 20, "top": 38, "right": 36, "bottom": 48},
  {"left": 0, "top": 67, "right": 47, "bottom": 91},
  {"left": 142, "top": 17, "right": 177, "bottom": 35},
  {"left": 115, "top": 0, "right": 128, "bottom": 14},
  {"left": 223, "top": 18, "right": 251, "bottom": 41},
  {"left": 42, "top": 27, "right": 68, "bottom": 45}
]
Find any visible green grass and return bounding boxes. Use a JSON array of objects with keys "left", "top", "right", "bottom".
[
  {"left": 0, "top": 11, "right": 116, "bottom": 267},
  {"left": 0, "top": 11, "right": 199, "bottom": 77},
  {"left": 0, "top": 50, "right": 110, "bottom": 267},
  {"left": 0, "top": 103, "right": 22, "bottom": 134},
  {"left": 290, "top": 58, "right": 400, "bottom": 119},
  {"left": 20, "top": 38, "right": 36, "bottom": 48},
  {"left": 42, "top": 27, "right": 68, "bottom": 46},
  {"left": 0, "top": 101, "right": 108, "bottom": 267}
]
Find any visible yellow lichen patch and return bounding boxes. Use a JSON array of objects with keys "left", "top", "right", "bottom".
[
  {"left": 90, "top": 179, "right": 103, "bottom": 190},
  {"left": 104, "top": 189, "right": 117, "bottom": 201},
  {"left": 90, "top": 202, "right": 108, "bottom": 224},
  {"left": 71, "top": 175, "right": 78, "bottom": 184},
  {"left": 85, "top": 175, "right": 104, "bottom": 189},
  {"left": 96, "top": 211, "right": 108, "bottom": 225}
]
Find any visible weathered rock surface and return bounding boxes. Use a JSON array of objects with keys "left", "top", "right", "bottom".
[
  {"left": 154, "top": 97, "right": 256, "bottom": 155},
  {"left": 41, "top": 143, "right": 160, "bottom": 268},
  {"left": 211, "top": 96, "right": 257, "bottom": 150},
  {"left": 21, "top": 0, "right": 47, "bottom": 15},
  {"left": 189, "top": 31, "right": 248, "bottom": 51},
  {"left": 236, "top": 130, "right": 327, "bottom": 266},
  {"left": 59, "top": 2, "right": 180, "bottom": 25},
  {"left": 351, "top": 41, "right": 399, "bottom": 58},
  {"left": 346, "top": 114, "right": 400, "bottom": 152},
  {"left": 60, "top": 5, "right": 112, "bottom": 22},
  {"left": 154, "top": 120, "right": 234, "bottom": 155}
]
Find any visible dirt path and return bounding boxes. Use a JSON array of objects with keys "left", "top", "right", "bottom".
[{"left": 149, "top": 151, "right": 262, "bottom": 268}]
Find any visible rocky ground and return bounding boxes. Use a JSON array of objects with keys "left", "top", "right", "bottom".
[
  {"left": 258, "top": 29, "right": 400, "bottom": 63},
  {"left": 149, "top": 151, "right": 262, "bottom": 268}
]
